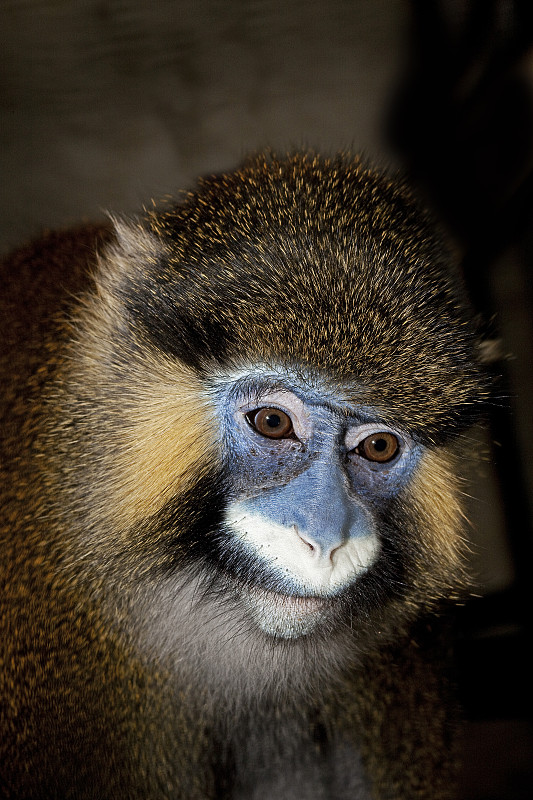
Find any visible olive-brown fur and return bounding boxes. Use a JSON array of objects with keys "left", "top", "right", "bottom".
[{"left": 0, "top": 153, "right": 488, "bottom": 799}]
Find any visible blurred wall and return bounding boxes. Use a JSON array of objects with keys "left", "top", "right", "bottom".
[{"left": 1, "top": 0, "right": 405, "bottom": 253}]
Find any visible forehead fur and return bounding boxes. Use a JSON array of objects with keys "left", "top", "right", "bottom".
[{"left": 104, "top": 152, "right": 487, "bottom": 437}]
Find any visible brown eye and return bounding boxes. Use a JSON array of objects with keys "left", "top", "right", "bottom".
[
  {"left": 246, "top": 407, "right": 294, "bottom": 439},
  {"left": 356, "top": 432, "right": 400, "bottom": 463}
]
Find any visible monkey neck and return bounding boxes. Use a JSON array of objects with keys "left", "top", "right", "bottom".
[{"left": 101, "top": 566, "right": 403, "bottom": 713}]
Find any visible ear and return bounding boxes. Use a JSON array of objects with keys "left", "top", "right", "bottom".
[
  {"left": 477, "top": 338, "right": 504, "bottom": 365},
  {"left": 96, "top": 216, "right": 164, "bottom": 294}
]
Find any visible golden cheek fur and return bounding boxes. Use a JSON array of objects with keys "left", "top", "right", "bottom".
[
  {"left": 110, "top": 368, "right": 217, "bottom": 529},
  {"left": 59, "top": 256, "right": 218, "bottom": 534},
  {"left": 407, "top": 447, "right": 470, "bottom": 600}
]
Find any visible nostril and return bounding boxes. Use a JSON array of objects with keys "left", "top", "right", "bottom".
[
  {"left": 329, "top": 544, "right": 341, "bottom": 564},
  {"left": 294, "top": 526, "right": 318, "bottom": 554}
]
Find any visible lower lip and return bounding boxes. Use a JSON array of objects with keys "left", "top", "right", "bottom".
[{"left": 249, "top": 586, "right": 328, "bottom": 614}]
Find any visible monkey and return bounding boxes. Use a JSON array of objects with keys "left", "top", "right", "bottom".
[{"left": 0, "top": 152, "right": 490, "bottom": 799}]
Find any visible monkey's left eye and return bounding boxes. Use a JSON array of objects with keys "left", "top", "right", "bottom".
[
  {"left": 246, "top": 407, "right": 295, "bottom": 439},
  {"left": 355, "top": 432, "right": 400, "bottom": 463}
]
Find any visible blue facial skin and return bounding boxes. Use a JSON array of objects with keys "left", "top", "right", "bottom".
[
  {"left": 244, "top": 455, "right": 373, "bottom": 558},
  {"left": 209, "top": 366, "right": 422, "bottom": 564}
]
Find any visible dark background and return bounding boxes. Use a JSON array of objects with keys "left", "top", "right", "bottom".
[{"left": 1, "top": 1, "right": 532, "bottom": 796}]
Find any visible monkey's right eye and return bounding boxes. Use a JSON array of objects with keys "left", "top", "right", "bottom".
[{"left": 246, "top": 407, "right": 295, "bottom": 439}]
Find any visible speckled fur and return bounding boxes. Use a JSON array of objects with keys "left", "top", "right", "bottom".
[{"left": 0, "top": 153, "right": 489, "bottom": 799}]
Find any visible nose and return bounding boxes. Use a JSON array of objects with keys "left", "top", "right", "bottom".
[{"left": 273, "top": 460, "right": 367, "bottom": 560}]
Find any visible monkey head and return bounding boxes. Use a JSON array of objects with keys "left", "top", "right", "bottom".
[{"left": 47, "top": 152, "right": 488, "bottom": 680}]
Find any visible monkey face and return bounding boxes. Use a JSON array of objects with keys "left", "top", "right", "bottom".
[
  {"left": 55, "top": 153, "right": 487, "bottom": 657},
  {"left": 204, "top": 366, "right": 420, "bottom": 638}
]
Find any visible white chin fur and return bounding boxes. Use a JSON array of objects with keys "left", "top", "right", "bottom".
[{"left": 224, "top": 503, "right": 380, "bottom": 597}]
